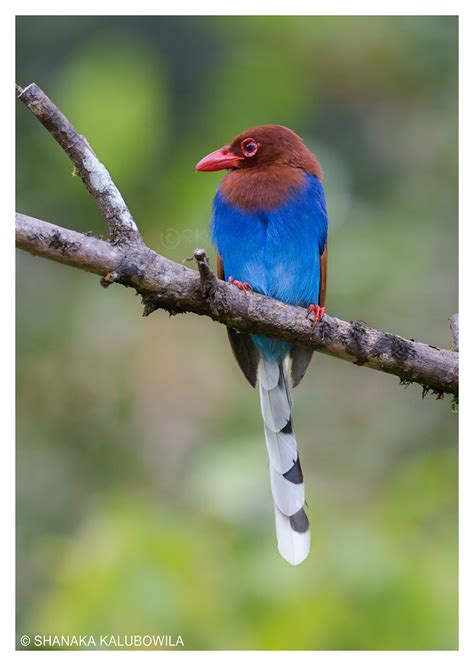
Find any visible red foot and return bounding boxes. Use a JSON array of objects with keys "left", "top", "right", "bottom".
[
  {"left": 306, "top": 304, "right": 326, "bottom": 322},
  {"left": 228, "top": 276, "right": 252, "bottom": 292}
]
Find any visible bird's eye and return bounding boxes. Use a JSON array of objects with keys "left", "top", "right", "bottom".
[{"left": 241, "top": 138, "right": 258, "bottom": 157}]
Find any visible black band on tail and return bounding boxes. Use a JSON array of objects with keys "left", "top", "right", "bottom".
[
  {"left": 283, "top": 456, "right": 304, "bottom": 484},
  {"left": 289, "top": 508, "right": 310, "bottom": 533}
]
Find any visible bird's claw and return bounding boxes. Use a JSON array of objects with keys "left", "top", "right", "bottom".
[
  {"left": 228, "top": 276, "right": 252, "bottom": 292},
  {"left": 306, "top": 304, "right": 326, "bottom": 322}
]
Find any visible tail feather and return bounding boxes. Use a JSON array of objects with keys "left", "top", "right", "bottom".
[
  {"left": 274, "top": 506, "right": 311, "bottom": 566},
  {"left": 259, "top": 365, "right": 291, "bottom": 432},
  {"left": 259, "top": 356, "right": 281, "bottom": 390},
  {"left": 258, "top": 359, "right": 310, "bottom": 566},
  {"left": 263, "top": 421, "right": 297, "bottom": 474},
  {"left": 269, "top": 460, "right": 305, "bottom": 515}
]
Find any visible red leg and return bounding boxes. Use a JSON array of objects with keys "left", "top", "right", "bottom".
[
  {"left": 306, "top": 304, "right": 326, "bottom": 321},
  {"left": 228, "top": 276, "right": 252, "bottom": 292}
]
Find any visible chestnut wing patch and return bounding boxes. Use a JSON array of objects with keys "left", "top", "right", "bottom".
[{"left": 319, "top": 242, "right": 328, "bottom": 308}]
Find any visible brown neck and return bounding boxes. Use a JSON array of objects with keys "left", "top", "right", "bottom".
[{"left": 220, "top": 163, "right": 319, "bottom": 212}]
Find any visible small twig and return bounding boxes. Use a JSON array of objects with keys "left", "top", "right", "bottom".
[
  {"left": 194, "top": 248, "right": 241, "bottom": 321},
  {"left": 194, "top": 248, "right": 217, "bottom": 289}
]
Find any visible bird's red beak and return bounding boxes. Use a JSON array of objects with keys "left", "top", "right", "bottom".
[{"left": 195, "top": 146, "right": 244, "bottom": 172}]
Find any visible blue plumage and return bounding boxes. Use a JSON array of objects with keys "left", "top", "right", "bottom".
[{"left": 212, "top": 173, "right": 328, "bottom": 360}]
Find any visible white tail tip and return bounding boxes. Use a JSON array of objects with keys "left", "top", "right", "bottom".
[{"left": 274, "top": 506, "right": 311, "bottom": 566}]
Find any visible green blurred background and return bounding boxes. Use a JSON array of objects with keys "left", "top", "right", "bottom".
[{"left": 16, "top": 16, "right": 458, "bottom": 650}]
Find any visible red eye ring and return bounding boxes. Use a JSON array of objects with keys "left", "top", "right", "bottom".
[{"left": 241, "top": 138, "right": 258, "bottom": 158}]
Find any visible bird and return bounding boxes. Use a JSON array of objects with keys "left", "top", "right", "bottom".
[{"left": 195, "top": 125, "right": 328, "bottom": 565}]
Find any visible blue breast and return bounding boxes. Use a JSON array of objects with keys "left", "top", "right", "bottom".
[{"left": 211, "top": 172, "right": 328, "bottom": 360}]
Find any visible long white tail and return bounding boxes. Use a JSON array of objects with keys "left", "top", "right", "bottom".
[{"left": 258, "top": 357, "right": 310, "bottom": 565}]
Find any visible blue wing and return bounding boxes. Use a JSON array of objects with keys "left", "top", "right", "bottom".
[{"left": 212, "top": 173, "right": 328, "bottom": 362}]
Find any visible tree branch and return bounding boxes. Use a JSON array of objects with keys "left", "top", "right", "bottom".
[
  {"left": 17, "top": 82, "right": 142, "bottom": 246},
  {"left": 16, "top": 212, "right": 458, "bottom": 397},
  {"left": 16, "top": 83, "right": 458, "bottom": 399}
]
